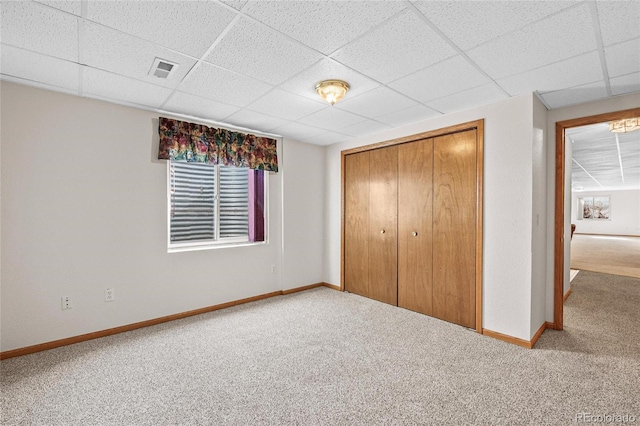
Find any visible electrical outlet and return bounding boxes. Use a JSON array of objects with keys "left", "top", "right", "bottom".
[
  {"left": 271, "top": 264, "right": 276, "bottom": 274},
  {"left": 61, "top": 296, "right": 72, "bottom": 310},
  {"left": 105, "top": 288, "right": 115, "bottom": 302}
]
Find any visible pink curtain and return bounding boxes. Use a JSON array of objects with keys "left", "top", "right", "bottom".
[{"left": 249, "top": 170, "right": 265, "bottom": 242}]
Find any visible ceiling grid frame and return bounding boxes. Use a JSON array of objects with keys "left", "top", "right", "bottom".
[
  {"left": 588, "top": 0, "right": 613, "bottom": 97},
  {"left": 0, "top": 0, "right": 638, "bottom": 151}
]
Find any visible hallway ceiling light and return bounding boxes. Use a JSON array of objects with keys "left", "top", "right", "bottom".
[
  {"left": 315, "top": 80, "right": 350, "bottom": 105},
  {"left": 608, "top": 118, "right": 640, "bottom": 133}
]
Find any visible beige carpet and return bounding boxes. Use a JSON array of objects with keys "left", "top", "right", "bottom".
[
  {"left": 2, "top": 271, "right": 639, "bottom": 425},
  {"left": 570, "top": 269, "right": 580, "bottom": 282},
  {"left": 571, "top": 234, "right": 640, "bottom": 278}
]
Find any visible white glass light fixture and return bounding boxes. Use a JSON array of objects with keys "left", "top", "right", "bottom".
[
  {"left": 608, "top": 117, "right": 640, "bottom": 133},
  {"left": 315, "top": 80, "right": 350, "bottom": 105}
]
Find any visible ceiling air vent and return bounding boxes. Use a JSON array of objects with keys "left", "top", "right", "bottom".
[{"left": 149, "top": 58, "right": 178, "bottom": 79}]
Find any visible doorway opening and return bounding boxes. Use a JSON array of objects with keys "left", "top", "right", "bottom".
[{"left": 553, "top": 107, "right": 640, "bottom": 330}]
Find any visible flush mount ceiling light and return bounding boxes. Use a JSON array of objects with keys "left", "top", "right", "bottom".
[
  {"left": 609, "top": 117, "right": 640, "bottom": 133},
  {"left": 315, "top": 80, "right": 350, "bottom": 105}
]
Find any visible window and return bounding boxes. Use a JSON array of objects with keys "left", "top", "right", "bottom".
[{"left": 168, "top": 160, "right": 267, "bottom": 251}]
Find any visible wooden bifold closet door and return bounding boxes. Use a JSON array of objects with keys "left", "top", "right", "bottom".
[
  {"left": 398, "top": 139, "right": 433, "bottom": 316},
  {"left": 344, "top": 151, "right": 370, "bottom": 300},
  {"left": 344, "top": 126, "right": 479, "bottom": 330},
  {"left": 368, "top": 147, "right": 398, "bottom": 306},
  {"left": 344, "top": 147, "right": 398, "bottom": 306},
  {"left": 432, "top": 131, "right": 476, "bottom": 329}
]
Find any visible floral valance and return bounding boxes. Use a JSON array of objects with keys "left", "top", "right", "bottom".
[{"left": 158, "top": 117, "right": 278, "bottom": 172}]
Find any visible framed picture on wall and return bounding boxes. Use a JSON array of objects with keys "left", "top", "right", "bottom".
[{"left": 578, "top": 196, "right": 611, "bottom": 220}]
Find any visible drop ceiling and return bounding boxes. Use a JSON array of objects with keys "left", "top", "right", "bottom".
[
  {"left": 1, "top": 0, "right": 639, "bottom": 146},
  {"left": 567, "top": 123, "right": 640, "bottom": 191}
]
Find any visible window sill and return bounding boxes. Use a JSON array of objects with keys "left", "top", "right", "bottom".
[{"left": 168, "top": 240, "right": 267, "bottom": 254}]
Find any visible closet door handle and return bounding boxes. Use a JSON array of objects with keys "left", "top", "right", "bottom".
[
  {"left": 412, "top": 231, "right": 418, "bottom": 237},
  {"left": 380, "top": 229, "right": 386, "bottom": 234}
]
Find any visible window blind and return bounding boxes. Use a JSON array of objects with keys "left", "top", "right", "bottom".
[
  {"left": 169, "top": 162, "right": 251, "bottom": 243},
  {"left": 219, "top": 166, "right": 249, "bottom": 238},
  {"left": 170, "top": 162, "right": 216, "bottom": 242}
]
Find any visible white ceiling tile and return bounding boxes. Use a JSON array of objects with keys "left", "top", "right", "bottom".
[
  {"left": 35, "top": 0, "right": 81, "bottom": 15},
  {"left": 340, "top": 120, "right": 391, "bottom": 137},
  {"left": 177, "top": 62, "right": 273, "bottom": 108},
  {"left": 223, "top": 109, "right": 291, "bottom": 133},
  {"left": 163, "top": 92, "right": 240, "bottom": 123},
  {"left": 1, "top": 45, "right": 79, "bottom": 91},
  {"left": 86, "top": 1, "right": 237, "bottom": 57},
  {"left": 271, "top": 122, "right": 325, "bottom": 141},
  {"left": 3, "top": 0, "right": 636, "bottom": 139},
  {"left": 467, "top": 3, "right": 597, "bottom": 79},
  {"left": 426, "top": 84, "right": 508, "bottom": 114},
  {"left": 205, "top": 18, "right": 322, "bottom": 85},
  {"left": 539, "top": 81, "right": 609, "bottom": 109},
  {"left": 219, "top": 0, "right": 248, "bottom": 11},
  {"left": 572, "top": 137, "right": 623, "bottom": 189},
  {"left": 243, "top": 1, "right": 407, "bottom": 55},
  {"left": 281, "top": 58, "right": 380, "bottom": 102},
  {"left": 390, "top": 55, "right": 489, "bottom": 103},
  {"left": 619, "top": 132, "right": 640, "bottom": 145},
  {"left": 597, "top": 0, "right": 640, "bottom": 46},
  {"left": 412, "top": 0, "right": 576, "bottom": 51},
  {"left": 609, "top": 72, "right": 640, "bottom": 96},
  {"left": 247, "top": 89, "right": 326, "bottom": 121},
  {"left": 332, "top": 10, "right": 457, "bottom": 83},
  {"left": 376, "top": 104, "right": 441, "bottom": 127},
  {"left": 82, "top": 67, "right": 173, "bottom": 107},
  {"left": 498, "top": 52, "right": 603, "bottom": 95},
  {"left": 336, "top": 86, "right": 418, "bottom": 119},
  {"left": 82, "top": 23, "right": 198, "bottom": 90},
  {"left": 566, "top": 122, "right": 609, "bottom": 142},
  {"left": 605, "top": 38, "right": 640, "bottom": 79},
  {"left": 303, "top": 131, "right": 351, "bottom": 146},
  {"left": 298, "top": 107, "right": 366, "bottom": 131},
  {"left": 1, "top": 1, "right": 78, "bottom": 61},
  {"left": 571, "top": 132, "right": 640, "bottom": 191}
]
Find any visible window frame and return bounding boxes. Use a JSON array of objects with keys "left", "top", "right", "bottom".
[{"left": 166, "top": 161, "right": 269, "bottom": 253}]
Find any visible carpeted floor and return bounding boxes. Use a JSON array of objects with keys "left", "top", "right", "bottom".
[
  {"left": 2, "top": 271, "right": 639, "bottom": 425},
  {"left": 570, "top": 269, "right": 580, "bottom": 282},
  {"left": 570, "top": 234, "right": 640, "bottom": 278}
]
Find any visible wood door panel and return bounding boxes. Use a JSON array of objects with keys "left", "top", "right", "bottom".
[
  {"left": 368, "top": 146, "right": 398, "bottom": 305},
  {"left": 398, "top": 139, "right": 433, "bottom": 315},
  {"left": 433, "top": 130, "right": 476, "bottom": 328},
  {"left": 344, "top": 151, "right": 370, "bottom": 297}
]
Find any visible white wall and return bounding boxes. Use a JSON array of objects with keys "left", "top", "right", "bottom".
[
  {"left": 0, "top": 82, "right": 324, "bottom": 352},
  {"left": 324, "top": 94, "right": 537, "bottom": 341},
  {"left": 531, "top": 96, "right": 548, "bottom": 336},
  {"left": 571, "top": 189, "right": 640, "bottom": 236},
  {"left": 5, "top": 81, "right": 637, "bottom": 352},
  {"left": 545, "top": 92, "right": 640, "bottom": 320},
  {"left": 281, "top": 139, "right": 325, "bottom": 290}
]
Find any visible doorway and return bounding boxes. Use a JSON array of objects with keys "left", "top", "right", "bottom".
[{"left": 553, "top": 107, "right": 640, "bottom": 330}]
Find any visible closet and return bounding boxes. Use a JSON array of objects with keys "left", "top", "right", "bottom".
[{"left": 342, "top": 121, "right": 482, "bottom": 330}]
